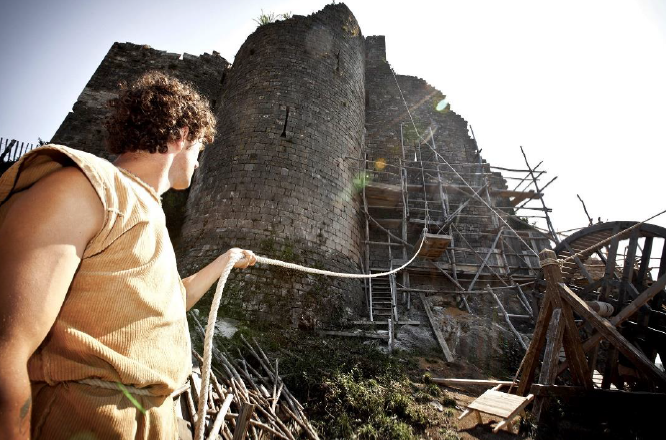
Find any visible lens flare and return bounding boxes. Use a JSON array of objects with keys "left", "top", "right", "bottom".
[
  {"left": 436, "top": 98, "right": 449, "bottom": 112},
  {"left": 352, "top": 171, "right": 373, "bottom": 192}
]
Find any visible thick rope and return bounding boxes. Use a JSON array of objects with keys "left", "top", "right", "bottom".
[
  {"left": 78, "top": 378, "right": 158, "bottom": 396},
  {"left": 194, "top": 250, "right": 243, "bottom": 440},
  {"left": 252, "top": 232, "right": 426, "bottom": 279},
  {"left": 194, "top": 232, "right": 428, "bottom": 439},
  {"left": 77, "top": 378, "right": 189, "bottom": 398}
]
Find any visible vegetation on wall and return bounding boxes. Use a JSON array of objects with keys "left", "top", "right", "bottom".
[{"left": 254, "top": 10, "right": 293, "bottom": 26}]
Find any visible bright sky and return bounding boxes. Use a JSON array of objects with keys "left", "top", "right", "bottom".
[{"left": 1, "top": 0, "right": 665, "bottom": 235}]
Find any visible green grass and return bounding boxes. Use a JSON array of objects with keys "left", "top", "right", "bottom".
[{"left": 219, "top": 330, "right": 434, "bottom": 439}]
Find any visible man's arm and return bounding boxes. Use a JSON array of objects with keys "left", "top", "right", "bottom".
[
  {"left": 0, "top": 167, "right": 103, "bottom": 440},
  {"left": 182, "top": 249, "right": 256, "bottom": 310}
]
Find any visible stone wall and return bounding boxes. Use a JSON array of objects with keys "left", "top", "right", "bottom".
[
  {"left": 179, "top": 4, "right": 366, "bottom": 327},
  {"left": 51, "top": 42, "right": 229, "bottom": 159}
]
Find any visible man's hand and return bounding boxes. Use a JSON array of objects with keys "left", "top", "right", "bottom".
[
  {"left": 183, "top": 248, "right": 257, "bottom": 310},
  {"left": 0, "top": 167, "right": 104, "bottom": 440},
  {"left": 228, "top": 248, "right": 257, "bottom": 269}
]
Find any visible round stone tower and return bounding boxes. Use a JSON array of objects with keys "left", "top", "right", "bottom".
[{"left": 179, "top": 4, "right": 366, "bottom": 327}]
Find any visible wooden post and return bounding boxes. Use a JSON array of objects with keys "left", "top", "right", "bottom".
[
  {"left": 208, "top": 393, "right": 234, "bottom": 440},
  {"left": 232, "top": 403, "right": 256, "bottom": 440},
  {"left": 363, "top": 153, "right": 372, "bottom": 321},
  {"left": 618, "top": 228, "right": 640, "bottom": 307},
  {"left": 487, "top": 286, "right": 527, "bottom": 350},
  {"left": 467, "top": 228, "right": 503, "bottom": 292},
  {"left": 518, "top": 249, "right": 593, "bottom": 395},
  {"left": 532, "top": 308, "right": 564, "bottom": 421},
  {"left": 520, "top": 146, "right": 559, "bottom": 243},
  {"left": 541, "top": 250, "right": 592, "bottom": 388},
  {"left": 419, "top": 293, "right": 453, "bottom": 362},
  {"left": 388, "top": 318, "right": 394, "bottom": 354}
]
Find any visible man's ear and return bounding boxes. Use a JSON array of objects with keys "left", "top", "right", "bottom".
[
  {"left": 177, "top": 127, "right": 190, "bottom": 150},
  {"left": 168, "top": 127, "right": 190, "bottom": 153}
]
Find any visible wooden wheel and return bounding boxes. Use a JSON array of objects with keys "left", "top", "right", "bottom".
[{"left": 551, "top": 221, "right": 666, "bottom": 383}]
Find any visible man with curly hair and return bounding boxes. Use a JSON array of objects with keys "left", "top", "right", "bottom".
[{"left": 0, "top": 71, "right": 256, "bottom": 439}]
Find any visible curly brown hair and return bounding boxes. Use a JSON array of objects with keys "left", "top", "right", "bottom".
[{"left": 105, "top": 71, "right": 216, "bottom": 154}]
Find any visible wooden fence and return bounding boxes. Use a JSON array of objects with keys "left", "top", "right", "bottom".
[{"left": 0, "top": 137, "right": 40, "bottom": 163}]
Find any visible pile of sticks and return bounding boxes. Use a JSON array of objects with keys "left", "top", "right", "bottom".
[{"left": 187, "top": 317, "right": 319, "bottom": 440}]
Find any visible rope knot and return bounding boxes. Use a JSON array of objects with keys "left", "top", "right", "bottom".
[{"left": 539, "top": 257, "right": 562, "bottom": 269}]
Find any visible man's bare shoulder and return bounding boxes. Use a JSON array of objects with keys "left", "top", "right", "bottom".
[{"left": 0, "top": 166, "right": 104, "bottom": 253}]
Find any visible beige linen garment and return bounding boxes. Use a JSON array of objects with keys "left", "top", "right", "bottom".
[{"left": 0, "top": 145, "right": 192, "bottom": 440}]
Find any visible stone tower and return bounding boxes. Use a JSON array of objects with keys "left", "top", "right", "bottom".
[{"left": 178, "top": 4, "right": 366, "bottom": 326}]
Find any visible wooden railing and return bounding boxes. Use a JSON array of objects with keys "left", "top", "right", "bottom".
[{"left": 0, "top": 138, "right": 40, "bottom": 163}]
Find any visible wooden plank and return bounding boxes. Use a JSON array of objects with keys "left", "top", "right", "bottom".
[
  {"left": 539, "top": 308, "right": 564, "bottom": 385},
  {"left": 468, "top": 390, "right": 530, "bottom": 419},
  {"left": 558, "top": 282, "right": 666, "bottom": 388},
  {"left": 601, "top": 224, "right": 621, "bottom": 301},
  {"left": 431, "top": 378, "right": 513, "bottom": 387},
  {"left": 208, "top": 393, "right": 234, "bottom": 440},
  {"left": 419, "top": 293, "right": 454, "bottom": 361},
  {"left": 319, "top": 330, "right": 389, "bottom": 340},
  {"left": 602, "top": 347, "right": 619, "bottom": 390},
  {"left": 529, "top": 384, "right": 666, "bottom": 400},
  {"left": 489, "top": 189, "right": 541, "bottom": 201},
  {"left": 388, "top": 319, "right": 394, "bottom": 354},
  {"left": 364, "top": 181, "right": 402, "bottom": 206},
  {"left": 232, "top": 403, "right": 256, "bottom": 440},
  {"left": 517, "top": 294, "right": 553, "bottom": 395},
  {"left": 637, "top": 236, "right": 653, "bottom": 286},
  {"left": 416, "top": 233, "right": 452, "bottom": 259},
  {"left": 532, "top": 308, "right": 563, "bottom": 421},
  {"left": 618, "top": 227, "right": 640, "bottom": 306},
  {"left": 488, "top": 287, "right": 527, "bottom": 350},
  {"left": 467, "top": 228, "right": 503, "bottom": 292},
  {"left": 350, "top": 320, "right": 420, "bottom": 326},
  {"left": 492, "top": 394, "right": 534, "bottom": 434}
]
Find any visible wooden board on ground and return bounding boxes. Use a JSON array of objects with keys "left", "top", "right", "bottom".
[
  {"left": 459, "top": 387, "right": 535, "bottom": 434},
  {"left": 416, "top": 233, "right": 452, "bottom": 259}
]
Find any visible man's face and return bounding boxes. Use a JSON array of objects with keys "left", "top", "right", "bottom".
[{"left": 170, "top": 138, "right": 203, "bottom": 190}]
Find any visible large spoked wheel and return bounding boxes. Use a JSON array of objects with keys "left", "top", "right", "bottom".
[{"left": 550, "top": 221, "right": 666, "bottom": 385}]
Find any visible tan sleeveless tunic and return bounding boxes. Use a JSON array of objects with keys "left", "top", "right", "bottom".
[{"left": 0, "top": 144, "right": 191, "bottom": 439}]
